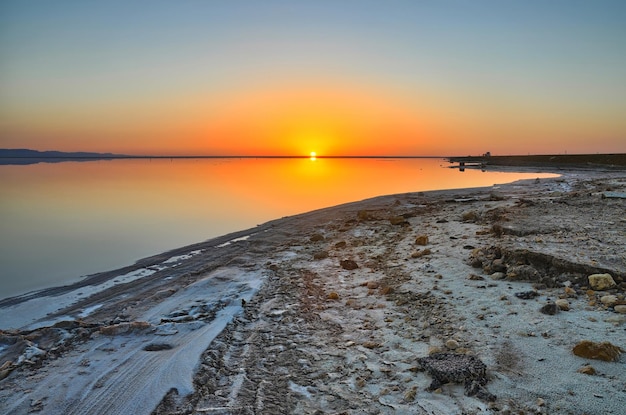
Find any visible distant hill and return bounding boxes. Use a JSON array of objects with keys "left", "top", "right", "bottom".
[
  {"left": 0, "top": 149, "right": 125, "bottom": 158},
  {"left": 0, "top": 149, "right": 129, "bottom": 165}
]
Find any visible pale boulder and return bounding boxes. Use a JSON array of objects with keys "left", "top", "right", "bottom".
[{"left": 587, "top": 274, "right": 616, "bottom": 291}]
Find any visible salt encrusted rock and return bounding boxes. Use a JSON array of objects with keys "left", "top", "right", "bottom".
[
  {"left": 614, "top": 305, "right": 626, "bottom": 314},
  {"left": 588, "top": 274, "right": 616, "bottom": 291},
  {"left": 572, "top": 340, "right": 624, "bottom": 362},
  {"left": 414, "top": 353, "right": 495, "bottom": 401},
  {"left": 600, "top": 295, "right": 618, "bottom": 307},
  {"left": 100, "top": 321, "right": 151, "bottom": 336},
  {"left": 327, "top": 292, "right": 339, "bottom": 300},
  {"left": 340, "top": 259, "right": 359, "bottom": 270},
  {"left": 555, "top": 299, "right": 570, "bottom": 311},
  {"left": 415, "top": 235, "right": 429, "bottom": 245}
]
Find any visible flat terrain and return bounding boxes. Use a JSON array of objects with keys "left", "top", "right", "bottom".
[{"left": 1, "top": 170, "right": 625, "bottom": 414}]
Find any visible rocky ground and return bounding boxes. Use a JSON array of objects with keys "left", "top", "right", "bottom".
[{"left": 1, "top": 171, "right": 625, "bottom": 414}]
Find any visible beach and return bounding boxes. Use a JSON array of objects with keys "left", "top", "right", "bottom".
[{"left": 1, "top": 169, "right": 625, "bottom": 414}]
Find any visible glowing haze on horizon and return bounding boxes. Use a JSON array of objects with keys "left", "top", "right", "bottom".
[{"left": 1, "top": 1, "right": 625, "bottom": 157}]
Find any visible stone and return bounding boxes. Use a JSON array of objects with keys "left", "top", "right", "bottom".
[
  {"left": 588, "top": 273, "right": 616, "bottom": 291},
  {"left": 389, "top": 216, "right": 408, "bottom": 225},
  {"left": 363, "top": 341, "right": 381, "bottom": 349},
  {"left": 0, "top": 361, "right": 14, "bottom": 381},
  {"left": 411, "top": 248, "right": 431, "bottom": 258},
  {"left": 572, "top": 340, "right": 624, "bottom": 362},
  {"left": 540, "top": 303, "right": 559, "bottom": 315},
  {"left": 577, "top": 365, "right": 596, "bottom": 375},
  {"left": 143, "top": 343, "right": 174, "bottom": 351},
  {"left": 334, "top": 241, "right": 347, "bottom": 249},
  {"left": 614, "top": 305, "right": 626, "bottom": 314},
  {"left": 555, "top": 299, "right": 570, "bottom": 311},
  {"left": 415, "top": 353, "right": 495, "bottom": 401},
  {"left": 366, "top": 281, "right": 380, "bottom": 289},
  {"left": 340, "top": 259, "right": 359, "bottom": 270},
  {"left": 491, "top": 259, "right": 507, "bottom": 272},
  {"left": 490, "top": 272, "right": 506, "bottom": 280},
  {"left": 415, "top": 235, "right": 429, "bottom": 245},
  {"left": 445, "top": 339, "right": 459, "bottom": 350},
  {"left": 327, "top": 292, "right": 340, "bottom": 300},
  {"left": 357, "top": 210, "right": 371, "bottom": 220},
  {"left": 600, "top": 295, "right": 618, "bottom": 307},
  {"left": 309, "top": 233, "right": 325, "bottom": 242},
  {"left": 468, "top": 274, "right": 484, "bottom": 281},
  {"left": 462, "top": 211, "right": 480, "bottom": 223},
  {"left": 313, "top": 251, "right": 329, "bottom": 260},
  {"left": 514, "top": 291, "right": 539, "bottom": 300}
]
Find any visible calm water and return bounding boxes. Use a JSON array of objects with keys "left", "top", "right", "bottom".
[{"left": 0, "top": 158, "right": 555, "bottom": 299}]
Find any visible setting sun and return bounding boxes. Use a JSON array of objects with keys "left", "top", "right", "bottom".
[{"left": 310, "top": 151, "right": 317, "bottom": 158}]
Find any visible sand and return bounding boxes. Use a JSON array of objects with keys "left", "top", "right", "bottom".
[{"left": 1, "top": 169, "right": 625, "bottom": 414}]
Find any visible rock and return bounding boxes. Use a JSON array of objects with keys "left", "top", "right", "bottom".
[
  {"left": 334, "top": 241, "right": 347, "bottom": 249},
  {"left": 327, "top": 292, "right": 340, "bottom": 300},
  {"left": 572, "top": 340, "right": 624, "bottom": 362},
  {"left": 490, "top": 272, "right": 506, "bottom": 280},
  {"left": 366, "top": 281, "right": 380, "bottom": 289},
  {"left": 415, "top": 235, "right": 429, "bottom": 245},
  {"left": 577, "top": 365, "right": 596, "bottom": 375},
  {"left": 363, "top": 341, "right": 381, "bottom": 349},
  {"left": 514, "top": 291, "right": 539, "bottom": 300},
  {"left": 600, "top": 295, "right": 618, "bottom": 307},
  {"left": 143, "top": 343, "right": 174, "bottom": 351},
  {"left": 462, "top": 211, "right": 480, "bottom": 223},
  {"left": 411, "top": 248, "right": 431, "bottom": 258},
  {"left": 100, "top": 321, "right": 151, "bottom": 336},
  {"left": 540, "top": 303, "right": 559, "bottom": 315},
  {"left": 313, "top": 251, "right": 329, "bottom": 260},
  {"left": 564, "top": 286, "right": 577, "bottom": 297},
  {"left": 340, "top": 259, "right": 359, "bottom": 270},
  {"left": 445, "top": 339, "right": 459, "bottom": 350},
  {"left": 0, "top": 361, "right": 14, "bottom": 381},
  {"left": 415, "top": 353, "right": 495, "bottom": 401},
  {"left": 614, "top": 305, "right": 626, "bottom": 314},
  {"left": 555, "top": 299, "right": 570, "bottom": 311},
  {"left": 491, "top": 259, "right": 507, "bottom": 272},
  {"left": 468, "top": 274, "right": 484, "bottom": 281},
  {"left": 309, "top": 233, "right": 325, "bottom": 242},
  {"left": 357, "top": 210, "right": 371, "bottom": 221},
  {"left": 389, "top": 216, "right": 408, "bottom": 225},
  {"left": 588, "top": 274, "right": 616, "bottom": 291}
]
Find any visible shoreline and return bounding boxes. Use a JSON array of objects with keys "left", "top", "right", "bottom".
[{"left": 1, "top": 168, "right": 625, "bottom": 414}]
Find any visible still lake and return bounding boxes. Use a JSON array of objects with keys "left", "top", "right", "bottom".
[{"left": 0, "top": 157, "right": 555, "bottom": 299}]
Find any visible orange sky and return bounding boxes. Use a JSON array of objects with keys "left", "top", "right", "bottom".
[{"left": 1, "top": 1, "right": 624, "bottom": 156}]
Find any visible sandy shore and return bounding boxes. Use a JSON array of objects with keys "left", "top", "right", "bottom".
[{"left": 1, "top": 169, "right": 625, "bottom": 414}]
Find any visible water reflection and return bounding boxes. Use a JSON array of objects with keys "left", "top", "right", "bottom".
[{"left": 0, "top": 158, "right": 556, "bottom": 299}]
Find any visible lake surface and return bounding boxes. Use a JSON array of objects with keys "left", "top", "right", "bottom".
[{"left": 0, "top": 157, "right": 556, "bottom": 299}]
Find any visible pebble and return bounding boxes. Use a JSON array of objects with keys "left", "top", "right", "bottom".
[
  {"left": 445, "top": 339, "right": 459, "bottom": 350},
  {"left": 614, "top": 305, "right": 626, "bottom": 314},
  {"left": 490, "top": 272, "right": 506, "bottom": 280},
  {"left": 577, "top": 365, "right": 596, "bottom": 375},
  {"left": 555, "top": 299, "right": 570, "bottom": 311},
  {"left": 600, "top": 295, "right": 618, "bottom": 307},
  {"left": 540, "top": 303, "right": 559, "bottom": 315}
]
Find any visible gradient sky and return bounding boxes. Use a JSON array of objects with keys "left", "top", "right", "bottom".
[{"left": 1, "top": 0, "right": 625, "bottom": 156}]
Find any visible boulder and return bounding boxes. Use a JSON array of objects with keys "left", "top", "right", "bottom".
[
  {"left": 588, "top": 274, "right": 616, "bottom": 291},
  {"left": 572, "top": 340, "right": 623, "bottom": 362},
  {"left": 415, "top": 235, "right": 429, "bottom": 245},
  {"left": 340, "top": 259, "right": 359, "bottom": 270},
  {"left": 555, "top": 299, "right": 570, "bottom": 311}
]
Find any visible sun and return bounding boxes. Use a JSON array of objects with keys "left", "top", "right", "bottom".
[{"left": 310, "top": 151, "right": 317, "bottom": 158}]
